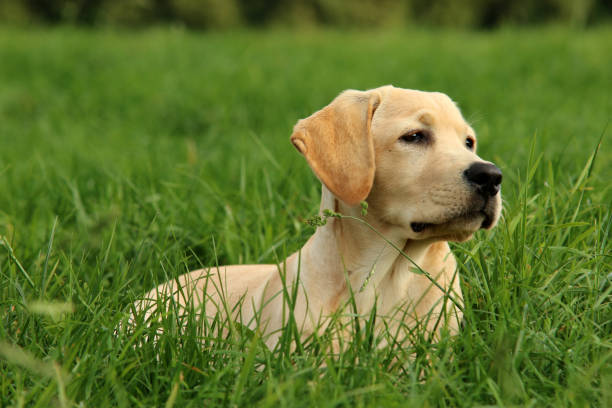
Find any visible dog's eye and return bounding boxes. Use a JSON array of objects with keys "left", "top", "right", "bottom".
[
  {"left": 465, "top": 137, "right": 475, "bottom": 150},
  {"left": 399, "top": 131, "right": 427, "bottom": 144}
]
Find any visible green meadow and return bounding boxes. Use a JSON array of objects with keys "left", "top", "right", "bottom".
[{"left": 0, "top": 26, "right": 610, "bottom": 406}]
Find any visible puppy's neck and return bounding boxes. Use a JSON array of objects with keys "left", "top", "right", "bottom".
[{"left": 301, "top": 187, "right": 434, "bottom": 309}]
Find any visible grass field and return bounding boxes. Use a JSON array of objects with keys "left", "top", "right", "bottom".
[{"left": 0, "top": 26, "right": 611, "bottom": 407}]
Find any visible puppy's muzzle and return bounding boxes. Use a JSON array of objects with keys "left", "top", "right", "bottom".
[{"left": 463, "top": 162, "right": 502, "bottom": 198}]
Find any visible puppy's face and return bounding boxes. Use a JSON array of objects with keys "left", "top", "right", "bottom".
[
  {"left": 291, "top": 85, "right": 502, "bottom": 242},
  {"left": 368, "top": 87, "right": 502, "bottom": 241}
]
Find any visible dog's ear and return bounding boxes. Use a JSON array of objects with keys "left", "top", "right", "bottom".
[{"left": 290, "top": 89, "right": 381, "bottom": 206}]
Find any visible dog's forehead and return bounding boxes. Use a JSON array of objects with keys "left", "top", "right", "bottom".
[{"left": 375, "top": 87, "right": 468, "bottom": 131}]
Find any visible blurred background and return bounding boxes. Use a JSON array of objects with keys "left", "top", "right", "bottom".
[{"left": 1, "top": 0, "right": 611, "bottom": 29}]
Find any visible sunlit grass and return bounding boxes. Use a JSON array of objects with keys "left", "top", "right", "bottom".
[{"left": 0, "top": 26, "right": 610, "bottom": 407}]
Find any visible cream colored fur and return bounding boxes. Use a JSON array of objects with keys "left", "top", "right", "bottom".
[{"left": 133, "top": 85, "right": 502, "bottom": 347}]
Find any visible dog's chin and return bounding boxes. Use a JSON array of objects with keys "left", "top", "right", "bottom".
[{"left": 409, "top": 210, "right": 495, "bottom": 242}]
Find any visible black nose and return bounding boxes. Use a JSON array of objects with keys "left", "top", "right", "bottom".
[{"left": 463, "top": 162, "right": 502, "bottom": 197}]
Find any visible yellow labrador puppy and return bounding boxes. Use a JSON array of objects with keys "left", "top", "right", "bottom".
[{"left": 135, "top": 85, "right": 502, "bottom": 347}]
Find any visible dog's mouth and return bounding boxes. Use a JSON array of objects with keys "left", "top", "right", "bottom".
[
  {"left": 410, "top": 222, "right": 432, "bottom": 233},
  {"left": 411, "top": 211, "right": 492, "bottom": 233},
  {"left": 480, "top": 212, "right": 493, "bottom": 229}
]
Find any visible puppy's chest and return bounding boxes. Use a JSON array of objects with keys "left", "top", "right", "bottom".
[{"left": 347, "top": 261, "right": 414, "bottom": 315}]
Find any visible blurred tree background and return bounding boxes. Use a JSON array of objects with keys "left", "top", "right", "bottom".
[{"left": 0, "top": 0, "right": 610, "bottom": 28}]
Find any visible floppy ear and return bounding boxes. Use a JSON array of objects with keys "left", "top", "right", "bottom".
[{"left": 290, "top": 90, "right": 381, "bottom": 206}]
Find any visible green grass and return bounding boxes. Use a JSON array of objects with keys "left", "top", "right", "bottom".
[{"left": 0, "top": 25, "right": 611, "bottom": 407}]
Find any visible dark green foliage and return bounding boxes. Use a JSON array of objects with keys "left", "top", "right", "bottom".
[{"left": 0, "top": 0, "right": 610, "bottom": 28}]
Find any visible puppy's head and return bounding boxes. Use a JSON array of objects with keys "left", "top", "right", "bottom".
[{"left": 291, "top": 85, "right": 502, "bottom": 242}]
